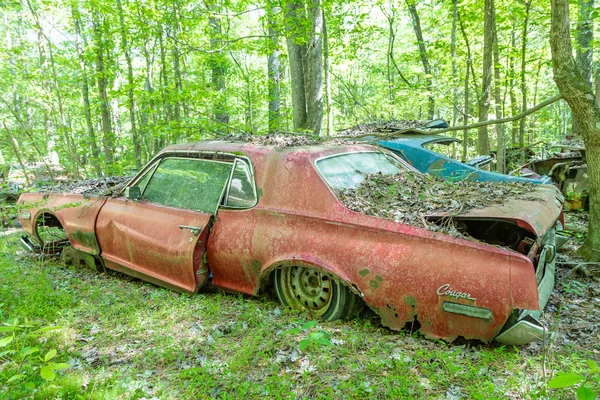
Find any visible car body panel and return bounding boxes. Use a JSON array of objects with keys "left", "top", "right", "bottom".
[
  {"left": 376, "top": 135, "right": 551, "bottom": 184},
  {"left": 96, "top": 198, "right": 211, "bottom": 293},
  {"left": 17, "top": 141, "right": 561, "bottom": 343}
]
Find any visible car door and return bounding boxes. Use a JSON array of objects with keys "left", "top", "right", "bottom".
[{"left": 96, "top": 156, "right": 234, "bottom": 293}]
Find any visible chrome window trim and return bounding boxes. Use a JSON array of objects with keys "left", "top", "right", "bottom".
[{"left": 221, "top": 157, "right": 259, "bottom": 210}]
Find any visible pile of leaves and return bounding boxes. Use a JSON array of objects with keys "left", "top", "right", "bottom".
[
  {"left": 336, "top": 120, "right": 428, "bottom": 137},
  {"left": 336, "top": 170, "right": 536, "bottom": 233},
  {"left": 38, "top": 176, "right": 133, "bottom": 198},
  {"left": 221, "top": 133, "right": 365, "bottom": 147}
]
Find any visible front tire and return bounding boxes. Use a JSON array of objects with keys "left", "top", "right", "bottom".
[{"left": 273, "top": 266, "right": 362, "bottom": 321}]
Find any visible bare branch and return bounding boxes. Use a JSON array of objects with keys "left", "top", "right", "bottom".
[{"left": 334, "top": 94, "right": 563, "bottom": 139}]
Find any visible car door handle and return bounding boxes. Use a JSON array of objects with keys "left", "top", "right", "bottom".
[{"left": 179, "top": 225, "right": 202, "bottom": 236}]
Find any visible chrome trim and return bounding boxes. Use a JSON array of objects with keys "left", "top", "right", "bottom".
[{"left": 495, "top": 316, "right": 546, "bottom": 345}]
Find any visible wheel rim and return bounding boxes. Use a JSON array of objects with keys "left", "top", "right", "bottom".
[{"left": 279, "top": 266, "right": 334, "bottom": 316}]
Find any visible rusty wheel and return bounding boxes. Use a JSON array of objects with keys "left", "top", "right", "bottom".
[{"left": 273, "top": 266, "right": 362, "bottom": 321}]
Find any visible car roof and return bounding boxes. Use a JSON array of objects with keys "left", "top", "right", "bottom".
[{"left": 161, "top": 140, "right": 380, "bottom": 159}]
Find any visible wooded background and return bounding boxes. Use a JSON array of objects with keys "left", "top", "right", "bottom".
[{"left": 0, "top": 0, "right": 592, "bottom": 178}]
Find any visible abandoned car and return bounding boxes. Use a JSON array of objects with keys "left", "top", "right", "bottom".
[
  {"left": 17, "top": 141, "right": 563, "bottom": 345},
  {"left": 375, "top": 134, "right": 552, "bottom": 184}
]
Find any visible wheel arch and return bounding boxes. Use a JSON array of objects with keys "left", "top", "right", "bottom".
[
  {"left": 257, "top": 256, "right": 364, "bottom": 299},
  {"left": 31, "top": 208, "right": 68, "bottom": 244}
]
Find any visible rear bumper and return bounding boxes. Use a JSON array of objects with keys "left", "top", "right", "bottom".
[
  {"left": 495, "top": 237, "right": 556, "bottom": 345},
  {"left": 495, "top": 314, "right": 546, "bottom": 345}
]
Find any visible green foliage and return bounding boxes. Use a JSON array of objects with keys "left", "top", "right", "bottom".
[
  {"left": 0, "top": 318, "right": 70, "bottom": 395},
  {"left": 283, "top": 320, "right": 334, "bottom": 351},
  {"left": 548, "top": 360, "right": 599, "bottom": 400}
]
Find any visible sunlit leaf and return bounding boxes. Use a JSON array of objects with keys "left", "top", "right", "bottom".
[
  {"left": 576, "top": 386, "right": 595, "bottom": 400},
  {"left": 40, "top": 366, "right": 56, "bottom": 381},
  {"left": 548, "top": 373, "right": 585, "bottom": 388},
  {"left": 44, "top": 349, "right": 57, "bottom": 362}
]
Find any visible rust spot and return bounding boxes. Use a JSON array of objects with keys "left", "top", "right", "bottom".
[
  {"left": 375, "top": 275, "right": 383, "bottom": 282},
  {"left": 358, "top": 268, "right": 370, "bottom": 277},
  {"left": 369, "top": 280, "right": 379, "bottom": 289}
]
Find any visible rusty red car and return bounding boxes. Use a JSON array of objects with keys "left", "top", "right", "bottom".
[{"left": 17, "top": 141, "right": 563, "bottom": 345}]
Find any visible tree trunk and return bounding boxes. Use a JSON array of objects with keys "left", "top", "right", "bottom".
[
  {"left": 551, "top": 0, "right": 600, "bottom": 261},
  {"left": 519, "top": 0, "right": 532, "bottom": 150},
  {"left": 491, "top": 1, "right": 505, "bottom": 173},
  {"left": 72, "top": 3, "right": 102, "bottom": 176},
  {"left": 267, "top": 4, "right": 281, "bottom": 133},
  {"left": 323, "top": 10, "right": 333, "bottom": 136},
  {"left": 406, "top": 0, "right": 434, "bottom": 119},
  {"left": 305, "top": 0, "right": 323, "bottom": 135},
  {"left": 451, "top": 0, "right": 458, "bottom": 158},
  {"left": 284, "top": 0, "right": 308, "bottom": 130},
  {"left": 91, "top": 8, "right": 114, "bottom": 171},
  {"left": 171, "top": 0, "right": 184, "bottom": 128},
  {"left": 117, "top": 0, "right": 141, "bottom": 168},
  {"left": 509, "top": 29, "right": 519, "bottom": 147},
  {"left": 208, "top": 13, "right": 229, "bottom": 127},
  {"left": 477, "top": 0, "right": 493, "bottom": 156},
  {"left": 459, "top": 15, "right": 471, "bottom": 161}
]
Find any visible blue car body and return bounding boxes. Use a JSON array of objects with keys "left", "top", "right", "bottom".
[{"left": 377, "top": 135, "right": 551, "bottom": 184}]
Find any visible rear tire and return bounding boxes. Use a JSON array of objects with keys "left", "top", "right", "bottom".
[{"left": 273, "top": 266, "right": 362, "bottom": 321}]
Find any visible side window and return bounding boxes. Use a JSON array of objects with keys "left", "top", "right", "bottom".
[
  {"left": 224, "top": 159, "right": 256, "bottom": 208},
  {"left": 143, "top": 158, "right": 233, "bottom": 213}
]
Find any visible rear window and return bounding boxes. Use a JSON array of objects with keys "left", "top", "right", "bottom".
[{"left": 316, "top": 152, "right": 406, "bottom": 190}]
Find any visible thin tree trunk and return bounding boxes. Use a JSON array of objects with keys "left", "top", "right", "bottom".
[
  {"left": 519, "top": 0, "right": 532, "bottom": 150},
  {"left": 305, "top": 0, "right": 323, "bottom": 135},
  {"left": 406, "top": 0, "right": 434, "bottom": 119},
  {"left": 451, "top": 0, "right": 459, "bottom": 158},
  {"left": 284, "top": 0, "right": 308, "bottom": 130},
  {"left": 72, "top": 3, "right": 102, "bottom": 176},
  {"left": 551, "top": 0, "right": 600, "bottom": 261},
  {"left": 267, "top": 4, "right": 281, "bottom": 133},
  {"left": 477, "top": 0, "right": 493, "bottom": 156},
  {"left": 491, "top": 1, "right": 505, "bottom": 173},
  {"left": 208, "top": 13, "right": 229, "bottom": 126},
  {"left": 323, "top": 10, "right": 333, "bottom": 136},
  {"left": 3, "top": 122, "right": 30, "bottom": 186},
  {"left": 27, "top": 0, "right": 79, "bottom": 178},
  {"left": 459, "top": 15, "right": 471, "bottom": 161},
  {"left": 509, "top": 29, "right": 519, "bottom": 147},
  {"left": 91, "top": 8, "right": 114, "bottom": 171},
  {"left": 171, "top": 0, "right": 184, "bottom": 128},
  {"left": 117, "top": 0, "right": 141, "bottom": 168}
]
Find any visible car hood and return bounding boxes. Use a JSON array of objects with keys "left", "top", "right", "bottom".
[{"left": 430, "top": 184, "right": 563, "bottom": 237}]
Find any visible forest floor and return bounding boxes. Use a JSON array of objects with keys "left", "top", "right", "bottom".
[{"left": 0, "top": 213, "right": 598, "bottom": 399}]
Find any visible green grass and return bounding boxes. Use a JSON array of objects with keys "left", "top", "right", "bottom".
[{"left": 0, "top": 233, "right": 597, "bottom": 399}]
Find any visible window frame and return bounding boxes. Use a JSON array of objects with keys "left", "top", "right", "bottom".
[
  {"left": 123, "top": 151, "right": 258, "bottom": 211},
  {"left": 221, "top": 157, "right": 258, "bottom": 210}
]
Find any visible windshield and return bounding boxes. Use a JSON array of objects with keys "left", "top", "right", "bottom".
[{"left": 316, "top": 151, "right": 407, "bottom": 190}]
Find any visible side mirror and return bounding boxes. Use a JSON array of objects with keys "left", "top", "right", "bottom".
[{"left": 124, "top": 186, "right": 141, "bottom": 200}]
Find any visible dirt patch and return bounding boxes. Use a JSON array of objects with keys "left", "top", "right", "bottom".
[
  {"left": 336, "top": 170, "right": 536, "bottom": 232},
  {"left": 38, "top": 176, "right": 133, "bottom": 198}
]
